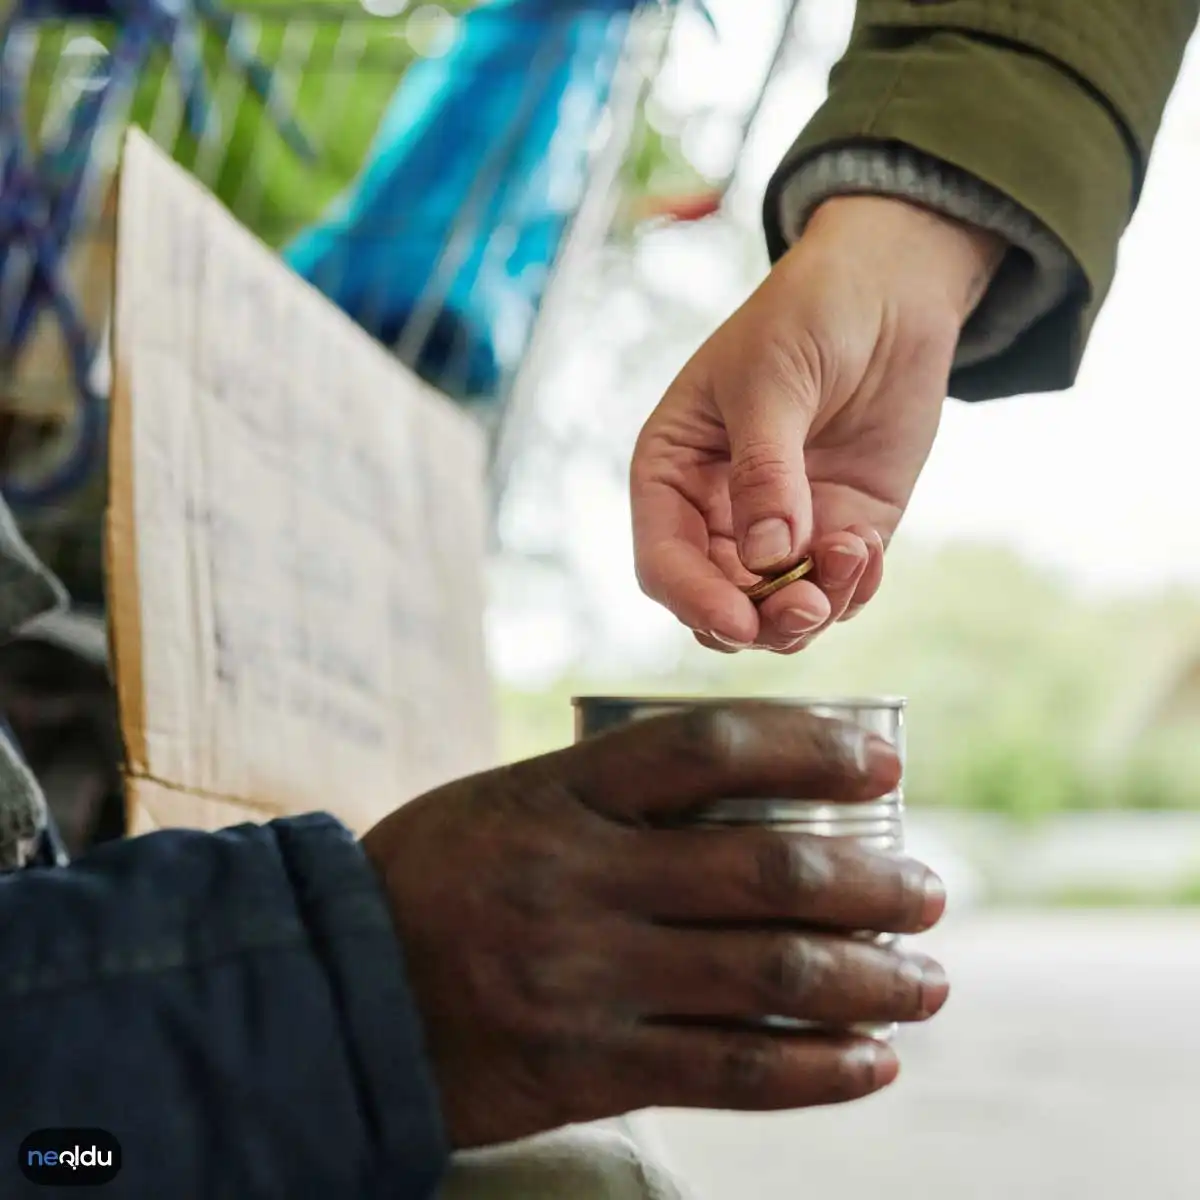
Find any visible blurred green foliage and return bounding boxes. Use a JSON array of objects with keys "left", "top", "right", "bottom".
[
  {"left": 621, "top": 114, "right": 710, "bottom": 206},
  {"left": 1033, "top": 877, "right": 1200, "bottom": 907},
  {"left": 496, "top": 543, "right": 1200, "bottom": 817}
]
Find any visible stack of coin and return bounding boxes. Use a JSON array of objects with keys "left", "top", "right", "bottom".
[
  {"left": 738, "top": 555, "right": 816, "bottom": 604},
  {"left": 572, "top": 694, "right": 907, "bottom": 1042}
]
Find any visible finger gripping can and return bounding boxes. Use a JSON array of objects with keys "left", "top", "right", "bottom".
[{"left": 572, "top": 695, "right": 906, "bottom": 1042}]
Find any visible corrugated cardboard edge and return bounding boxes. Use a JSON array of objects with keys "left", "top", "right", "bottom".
[
  {"left": 126, "top": 777, "right": 284, "bottom": 835},
  {"left": 104, "top": 132, "right": 149, "bottom": 790},
  {"left": 104, "top": 131, "right": 282, "bottom": 828}
]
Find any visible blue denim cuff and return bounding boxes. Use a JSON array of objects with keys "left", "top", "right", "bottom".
[{"left": 273, "top": 814, "right": 450, "bottom": 1197}]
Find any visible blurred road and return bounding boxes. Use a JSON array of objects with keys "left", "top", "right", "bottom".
[{"left": 641, "top": 911, "right": 1200, "bottom": 1200}]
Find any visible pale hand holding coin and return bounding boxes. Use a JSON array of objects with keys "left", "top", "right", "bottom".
[{"left": 631, "top": 195, "right": 1006, "bottom": 654}]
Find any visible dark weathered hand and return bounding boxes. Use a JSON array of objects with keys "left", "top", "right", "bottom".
[{"left": 362, "top": 704, "right": 949, "bottom": 1150}]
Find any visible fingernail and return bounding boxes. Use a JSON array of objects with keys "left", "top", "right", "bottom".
[
  {"left": 920, "top": 870, "right": 947, "bottom": 929},
  {"left": 843, "top": 1041, "right": 900, "bottom": 1090},
  {"left": 778, "top": 605, "right": 825, "bottom": 636},
  {"left": 709, "top": 631, "right": 752, "bottom": 650},
  {"left": 900, "top": 954, "right": 951, "bottom": 1018},
  {"left": 822, "top": 544, "right": 865, "bottom": 587},
  {"left": 741, "top": 519, "right": 793, "bottom": 572}
]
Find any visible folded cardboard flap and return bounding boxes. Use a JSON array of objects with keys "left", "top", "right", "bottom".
[{"left": 107, "top": 129, "right": 496, "bottom": 837}]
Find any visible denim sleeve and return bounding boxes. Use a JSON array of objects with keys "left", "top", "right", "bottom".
[{"left": 0, "top": 813, "right": 449, "bottom": 1199}]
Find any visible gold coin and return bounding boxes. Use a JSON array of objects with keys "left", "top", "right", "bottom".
[{"left": 740, "top": 556, "right": 815, "bottom": 604}]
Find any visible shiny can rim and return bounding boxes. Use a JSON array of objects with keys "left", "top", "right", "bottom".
[
  {"left": 572, "top": 694, "right": 908, "bottom": 711},
  {"left": 696, "top": 798, "right": 904, "bottom": 820}
]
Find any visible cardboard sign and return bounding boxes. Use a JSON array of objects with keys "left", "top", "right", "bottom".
[{"left": 107, "top": 130, "right": 495, "bottom": 837}]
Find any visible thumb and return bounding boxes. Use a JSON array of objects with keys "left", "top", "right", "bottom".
[{"left": 723, "top": 383, "right": 815, "bottom": 575}]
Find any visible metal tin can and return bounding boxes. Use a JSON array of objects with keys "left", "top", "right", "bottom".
[{"left": 572, "top": 695, "right": 906, "bottom": 1042}]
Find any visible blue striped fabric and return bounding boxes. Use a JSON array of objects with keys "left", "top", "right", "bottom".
[{"left": 0, "top": 0, "right": 312, "bottom": 509}]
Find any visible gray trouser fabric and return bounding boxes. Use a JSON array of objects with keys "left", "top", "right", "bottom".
[{"left": 439, "top": 1126, "right": 692, "bottom": 1200}]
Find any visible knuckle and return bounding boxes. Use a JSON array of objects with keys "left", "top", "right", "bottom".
[
  {"left": 501, "top": 848, "right": 567, "bottom": 919},
  {"left": 830, "top": 1047, "right": 879, "bottom": 1102},
  {"left": 888, "top": 955, "right": 927, "bottom": 1016},
  {"left": 633, "top": 560, "right": 658, "bottom": 601},
  {"left": 806, "top": 716, "right": 864, "bottom": 774},
  {"left": 760, "top": 937, "right": 827, "bottom": 1007},
  {"left": 507, "top": 929, "right": 575, "bottom": 1008},
  {"left": 676, "top": 705, "right": 748, "bottom": 769},
  {"left": 894, "top": 856, "right": 934, "bottom": 928},
  {"left": 728, "top": 440, "right": 795, "bottom": 497},
  {"left": 755, "top": 835, "right": 833, "bottom": 908},
  {"left": 506, "top": 935, "right": 615, "bottom": 1038},
  {"left": 526, "top": 764, "right": 587, "bottom": 814},
  {"left": 722, "top": 1038, "right": 781, "bottom": 1097},
  {"left": 502, "top": 764, "right": 577, "bottom": 827}
]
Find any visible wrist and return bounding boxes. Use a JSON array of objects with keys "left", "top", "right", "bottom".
[{"left": 806, "top": 195, "right": 1007, "bottom": 326}]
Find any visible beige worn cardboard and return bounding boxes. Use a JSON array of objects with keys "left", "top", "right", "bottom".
[{"left": 107, "top": 129, "right": 496, "bottom": 836}]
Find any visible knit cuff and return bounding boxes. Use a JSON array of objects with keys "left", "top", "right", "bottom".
[{"left": 776, "top": 143, "right": 1083, "bottom": 373}]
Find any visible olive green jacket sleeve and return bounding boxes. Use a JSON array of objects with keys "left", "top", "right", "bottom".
[{"left": 764, "top": 0, "right": 1200, "bottom": 400}]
